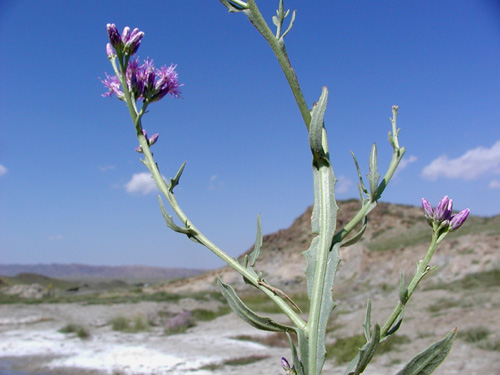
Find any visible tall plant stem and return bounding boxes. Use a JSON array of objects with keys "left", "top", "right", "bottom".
[{"left": 245, "top": 0, "right": 311, "bottom": 130}]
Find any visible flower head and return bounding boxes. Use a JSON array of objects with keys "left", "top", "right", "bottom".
[
  {"left": 101, "top": 58, "right": 181, "bottom": 102},
  {"left": 106, "top": 23, "right": 144, "bottom": 57},
  {"left": 433, "top": 195, "right": 453, "bottom": 223},
  {"left": 421, "top": 196, "right": 470, "bottom": 233}
]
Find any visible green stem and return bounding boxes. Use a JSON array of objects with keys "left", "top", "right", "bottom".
[
  {"left": 245, "top": 0, "right": 311, "bottom": 130},
  {"left": 380, "top": 231, "right": 440, "bottom": 338},
  {"left": 115, "top": 57, "right": 306, "bottom": 330},
  {"left": 306, "top": 159, "right": 336, "bottom": 375}
]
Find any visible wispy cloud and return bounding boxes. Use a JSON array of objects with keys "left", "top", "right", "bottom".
[
  {"left": 0, "top": 164, "right": 8, "bottom": 176},
  {"left": 398, "top": 155, "right": 418, "bottom": 171},
  {"left": 208, "top": 174, "right": 222, "bottom": 191},
  {"left": 48, "top": 234, "right": 63, "bottom": 241},
  {"left": 489, "top": 179, "right": 500, "bottom": 189},
  {"left": 421, "top": 140, "right": 500, "bottom": 181},
  {"left": 98, "top": 165, "right": 116, "bottom": 172},
  {"left": 336, "top": 174, "right": 353, "bottom": 194},
  {"left": 125, "top": 172, "right": 158, "bottom": 195},
  {"left": 393, "top": 155, "right": 418, "bottom": 178}
]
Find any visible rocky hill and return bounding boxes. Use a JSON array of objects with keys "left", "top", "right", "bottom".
[{"left": 165, "top": 200, "right": 500, "bottom": 293}]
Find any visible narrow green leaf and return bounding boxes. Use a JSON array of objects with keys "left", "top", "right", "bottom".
[
  {"left": 363, "top": 299, "right": 372, "bottom": 341},
  {"left": 219, "top": 0, "right": 248, "bottom": 12},
  {"left": 341, "top": 216, "right": 367, "bottom": 248},
  {"left": 217, "top": 278, "right": 294, "bottom": 333},
  {"left": 158, "top": 196, "right": 195, "bottom": 236},
  {"left": 169, "top": 161, "right": 186, "bottom": 192},
  {"left": 308, "top": 87, "right": 329, "bottom": 159},
  {"left": 351, "top": 151, "right": 368, "bottom": 197},
  {"left": 247, "top": 214, "right": 262, "bottom": 268},
  {"left": 395, "top": 329, "right": 457, "bottom": 375},
  {"left": 399, "top": 272, "right": 408, "bottom": 305},
  {"left": 367, "top": 143, "right": 381, "bottom": 200},
  {"left": 345, "top": 324, "right": 381, "bottom": 375}
]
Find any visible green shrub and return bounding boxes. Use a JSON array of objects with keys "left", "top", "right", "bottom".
[{"left": 59, "top": 324, "right": 90, "bottom": 339}]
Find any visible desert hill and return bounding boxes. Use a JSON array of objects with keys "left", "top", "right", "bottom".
[{"left": 165, "top": 200, "right": 500, "bottom": 293}]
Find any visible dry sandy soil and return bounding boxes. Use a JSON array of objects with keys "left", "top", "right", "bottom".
[{"left": 1, "top": 284, "right": 499, "bottom": 375}]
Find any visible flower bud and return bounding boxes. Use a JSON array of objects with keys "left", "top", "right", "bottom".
[
  {"left": 106, "top": 23, "right": 121, "bottom": 48},
  {"left": 434, "top": 196, "right": 453, "bottom": 223},
  {"left": 449, "top": 208, "right": 470, "bottom": 231},
  {"left": 106, "top": 43, "right": 115, "bottom": 59},
  {"left": 121, "top": 26, "right": 131, "bottom": 43},
  {"left": 281, "top": 357, "right": 291, "bottom": 371},
  {"left": 421, "top": 198, "right": 434, "bottom": 222},
  {"left": 125, "top": 30, "right": 144, "bottom": 56},
  {"left": 148, "top": 133, "right": 159, "bottom": 146}
]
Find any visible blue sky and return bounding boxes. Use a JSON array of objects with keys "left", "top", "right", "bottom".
[{"left": 1, "top": 1, "right": 499, "bottom": 269}]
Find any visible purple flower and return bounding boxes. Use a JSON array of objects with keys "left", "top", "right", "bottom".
[
  {"left": 106, "top": 23, "right": 121, "bottom": 49},
  {"left": 135, "top": 129, "right": 159, "bottom": 153},
  {"left": 106, "top": 23, "right": 144, "bottom": 57},
  {"left": 422, "top": 196, "right": 470, "bottom": 233},
  {"left": 281, "top": 358, "right": 291, "bottom": 371},
  {"left": 101, "top": 58, "right": 181, "bottom": 102},
  {"left": 421, "top": 198, "right": 434, "bottom": 222},
  {"left": 449, "top": 208, "right": 470, "bottom": 231},
  {"left": 100, "top": 73, "right": 124, "bottom": 99},
  {"left": 433, "top": 195, "right": 453, "bottom": 224}
]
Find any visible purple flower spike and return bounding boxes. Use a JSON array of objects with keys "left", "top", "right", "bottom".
[
  {"left": 434, "top": 196, "right": 453, "bottom": 223},
  {"left": 449, "top": 208, "right": 470, "bottom": 231}
]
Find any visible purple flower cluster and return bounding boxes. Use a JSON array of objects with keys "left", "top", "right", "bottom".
[
  {"left": 421, "top": 196, "right": 470, "bottom": 232},
  {"left": 102, "top": 23, "right": 182, "bottom": 103},
  {"left": 106, "top": 23, "right": 144, "bottom": 57},
  {"left": 101, "top": 58, "right": 181, "bottom": 102}
]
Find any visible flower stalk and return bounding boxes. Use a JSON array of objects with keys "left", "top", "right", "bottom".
[{"left": 102, "top": 4, "right": 470, "bottom": 375}]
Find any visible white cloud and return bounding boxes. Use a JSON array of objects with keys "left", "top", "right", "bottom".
[
  {"left": 0, "top": 164, "right": 8, "bottom": 176},
  {"left": 48, "top": 234, "right": 63, "bottom": 241},
  {"left": 125, "top": 172, "right": 158, "bottom": 194},
  {"left": 208, "top": 174, "right": 222, "bottom": 191},
  {"left": 98, "top": 165, "right": 116, "bottom": 172},
  {"left": 336, "top": 174, "right": 353, "bottom": 194},
  {"left": 489, "top": 179, "right": 500, "bottom": 189},
  {"left": 398, "top": 155, "right": 418, "bottom": 171},
  {"left": 421, "top": 140, "right": 500, "bottom": 181}
]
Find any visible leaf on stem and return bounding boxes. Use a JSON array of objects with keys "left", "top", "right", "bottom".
[
  {"left": 158, "top": 196, "right": 196, "bottom": 237},
  {"left": 340, "top": 216, "right": 367, "bottom": 248},
  {"left": 345, "top": 324, "right": 381, "bottom": 375},
  {"left": 219, "top": 0, "right": 248, "bottom": 12},
  {"left": 395, "top": 329, "right": 457, "bottom": 375},
  {"left": 169, "top": 161, "right": 186, "bottom": 192},
  {"left": 245, "top": 214, "right": 262, "bottom": 268},
  {"left": 363, "top": 299, "right": 372, "bottom": 342},
  {"left": 367, "top": 143, "right": 381, "bottom": 201},
  {"left": 217, "top": 277, "right": 295, "bottom": 332},
  {"left": 351, "top": 151, "right": 368, "bottom": 198}
]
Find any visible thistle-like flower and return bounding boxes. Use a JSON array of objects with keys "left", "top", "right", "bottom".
[
  {"left": 421, "top": 196, "right": 469, "bottom": 232},
  {"left": 101, "top": 58, "right": 181, "bottom": 102},
  {"left": 136, "top": 129, "right": 159, "bottom": 153}
]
